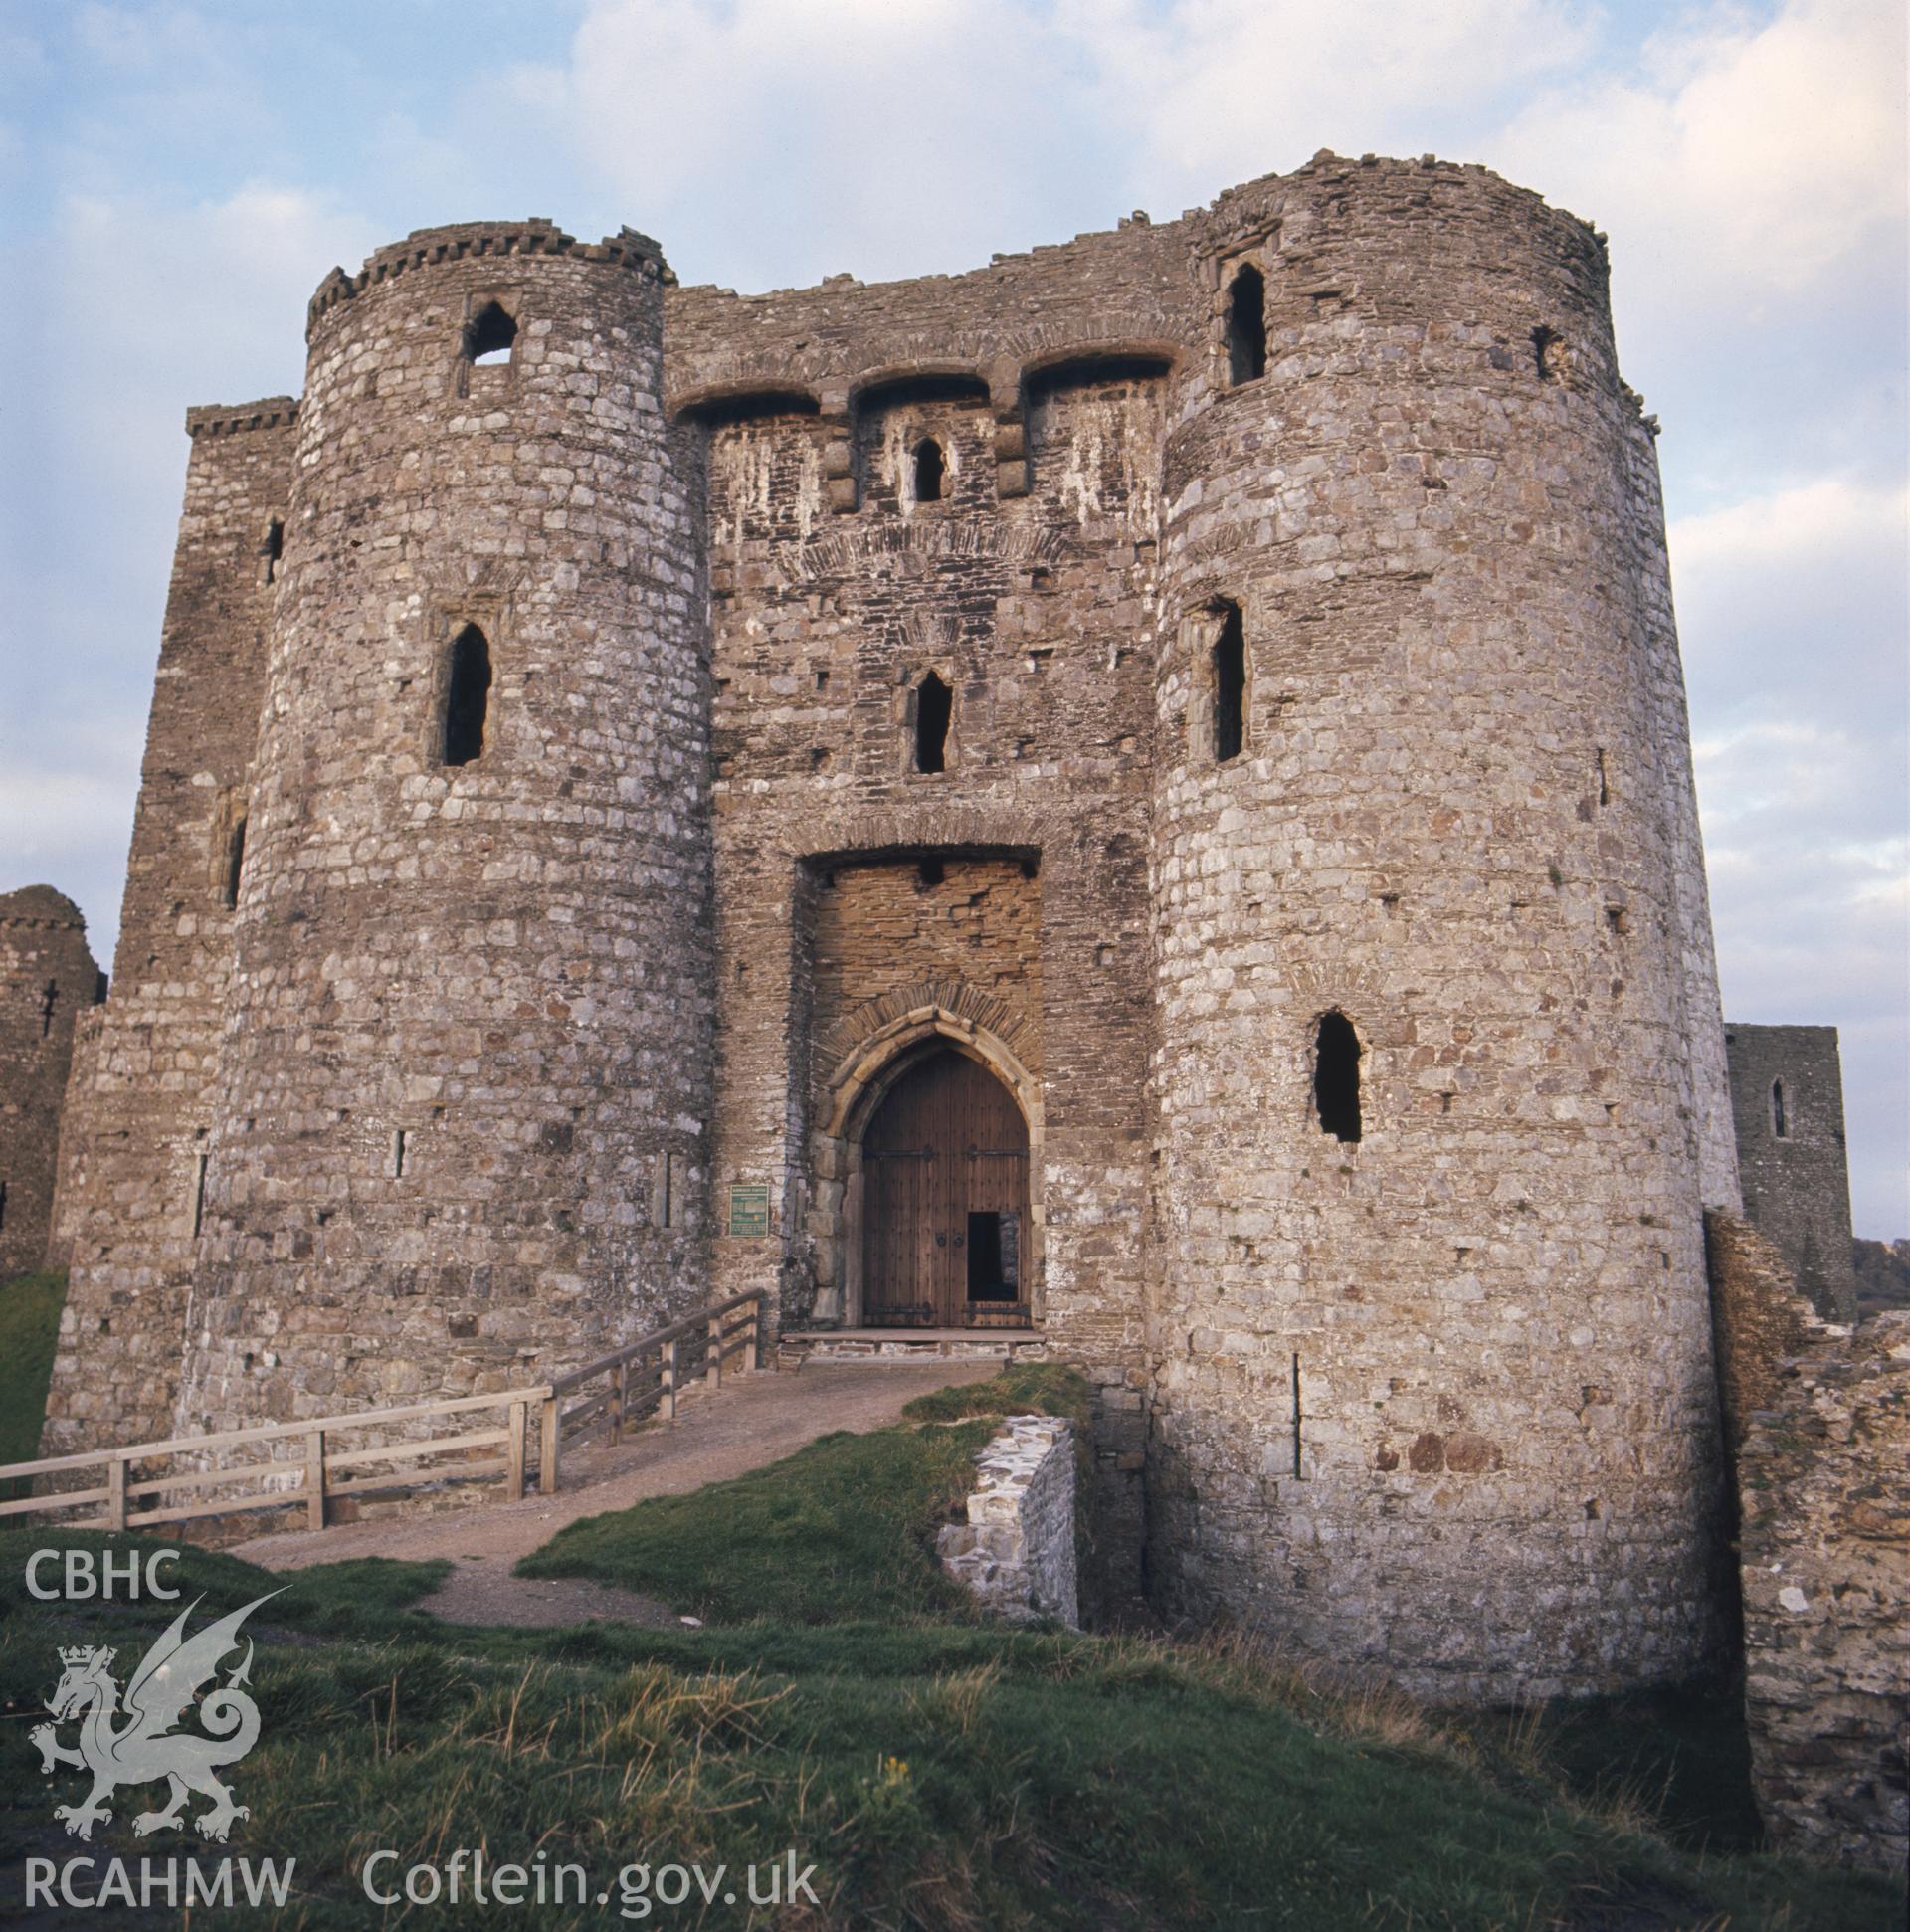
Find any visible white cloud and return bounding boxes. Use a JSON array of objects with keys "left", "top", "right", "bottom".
[{"left": 1498, "top": 0, "right": 1904, "bottom": 306}]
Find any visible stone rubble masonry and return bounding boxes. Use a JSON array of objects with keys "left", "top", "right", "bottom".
[
  {"left": 44, "top": 401, "right": 291, "bottom": 1449},
  {"left": 46, "top": 154, "right": 1742, "bottom": 1696},
  {"left": 0, "top": 888, "right": 100, "bottom": 1277},
  {"left": 937, "top": 1415, "right": 1079, "bottom": 1626},
  {"left": 1737, "top": 1314, "right": 1908, "bottom": 1867},
  {"left": 1723, "top": 1023, "right": 1858, "bottom": 1323}
]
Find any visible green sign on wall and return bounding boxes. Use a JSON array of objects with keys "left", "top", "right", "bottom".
[{"left": 727, "top": 1183, "right": 770, "bottom": 1239}]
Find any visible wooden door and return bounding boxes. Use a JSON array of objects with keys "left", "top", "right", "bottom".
[{"left": 862, "top": 1048, "right": 1029, "bottom": 1326}]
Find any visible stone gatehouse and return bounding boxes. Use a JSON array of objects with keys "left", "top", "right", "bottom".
[{"left": 43, "top": 150, "right": 1748, "bottom": 1696}]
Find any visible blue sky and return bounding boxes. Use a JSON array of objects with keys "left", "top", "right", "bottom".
[{"left": 1, "top": 0, "right": 1904, "bottom": 1234}]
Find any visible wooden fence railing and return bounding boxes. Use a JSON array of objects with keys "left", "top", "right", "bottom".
[
  {"left": 0, "top": 1290, "right": 762, "bottom": 1536},
  {"left": 541, "top": 1289, "right": 761, "bottom": 1496}
]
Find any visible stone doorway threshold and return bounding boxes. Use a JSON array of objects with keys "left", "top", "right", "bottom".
[{"left": 779, "top": 1327, "right": 1049, "bottom": 1366}]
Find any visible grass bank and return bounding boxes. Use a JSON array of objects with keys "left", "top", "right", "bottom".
[{"left": 0, "top": 1270, "right": 64, "bottom": 1496}]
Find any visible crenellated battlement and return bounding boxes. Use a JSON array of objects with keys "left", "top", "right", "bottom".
[
  {"left": 305, "top": 219, "right": 671, "bottom": 335},
  {"left": 185, "top": 396, "right": 299, "bottom": 439}
]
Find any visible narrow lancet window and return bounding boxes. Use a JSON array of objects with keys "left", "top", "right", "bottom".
[
  {"left": 443, "top": 624, "right": 492, "bottom": 767},
  {"left": 465, "top": 300, "right": 517, "bottom": 365},
  {"left": 913, "top": 437, "right": 945, "bottom": 503},
  {"left": 1227, "top": 264, "right": 1267, "bottom": 385},
  {"left": 1213, "top": 603, "right": 1246, "bottom": 763},
  {"left": 915, "top": 672, "right": 951, "bottom": 773},
  {"left": 1314, "top": 1011, "right": 1362, "bottom": 1143},
  {"left": 1771, "top": 1079, "right": 1788, "bottom": 1139},
  {"left": 221, "top": 817, "right": 248, "bottom": 911},
  {"left": 261, "top": 518, "right": 284, "bottom": 585}
]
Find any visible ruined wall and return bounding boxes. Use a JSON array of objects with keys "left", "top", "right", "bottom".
[
  {"left": 1724, "top": 1024, "right": 1858, "bottom": 1322},
  {"left": 937, "top": 1415, "right": 1079, "bottom": 1626},
  {"left": 162, "top": 222, "right": 713, "bottom": 1434},
  {"left": 43, "top": 404, "right": 291, "bottom": 1452},
  {"left": 1737, "top": 1307, "right": 1908, "bottom": 1870},
  {"left": 1144, "top": 158, "right": 1727, "bottom": 1696},
  {"left": 0, "top": 888, "right": 100, "bottom": 1277}
]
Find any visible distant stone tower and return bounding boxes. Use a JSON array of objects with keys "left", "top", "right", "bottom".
[
  {"left": 1144, "top": 167, "right": 1737, "bottom": 1694},
  {"left": 0, "top": 887, "right": 100, "bottom": 1278},
  {"left": 1724, "top": 1024, "right": 1858, "bottom": 1322}
]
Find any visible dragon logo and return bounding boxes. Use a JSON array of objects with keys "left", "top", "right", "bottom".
[{"left": 31, "top": 1591, "right": 280, "bottom": 1843}]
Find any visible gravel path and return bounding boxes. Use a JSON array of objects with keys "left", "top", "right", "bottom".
[{"left": 231, "top": 1359, "right": 1000, "bottom": 1628}]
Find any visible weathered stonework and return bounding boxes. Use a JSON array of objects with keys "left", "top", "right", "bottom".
[
  {"left": 48, "top": 154, "right": 1743, "bottom": 1694},
  {"left": 937, "top": 1415, "right": 1078, "bottom": 1626},
  {"left": 1724, "top": 1023, "right": 1859, "bottom": 1322},
  {"left": 0, "top": 888, "right": 101, "bottom": 1276},
  {"left": 1738, "top": 1315, "right": 1908, "bottom": 1869}
]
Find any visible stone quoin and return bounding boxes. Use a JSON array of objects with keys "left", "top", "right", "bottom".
[{"left": 42, "top": 152, "right": 1756, "bottom": 1696}]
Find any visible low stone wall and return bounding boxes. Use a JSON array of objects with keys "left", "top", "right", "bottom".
[
  {"left": 937, "top": 1416, "right": 1077, "bottom": 1627},
  {"left": 1735, "top": 1300, "right": 1908, "bottom": 1871}
]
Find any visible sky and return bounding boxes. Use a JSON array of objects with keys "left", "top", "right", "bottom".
[{"left": 0, "top": 0, "right": 1904, "bottom": 1235}]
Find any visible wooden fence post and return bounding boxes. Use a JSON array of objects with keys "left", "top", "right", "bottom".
[
  {"left": 744, "top": 1294, "right": 760, "bottom": 1373},
  {"left": 706, "top": 1312, "right": 723, "bottom": 1393},
  {"left": 539, "top": 1394, "right": 561, "bottom": 1495},
  {"left": 662, "top": 1339, "right": 678, "bottom": 1422},
  {"left": 105, "top": 1457, "right": 126, "bottom": 1532},
  {"left": 305, "top": 1430, "right": 326, "bottom": 1531},
  {"left": 610, "top": 1360, "right": 627, "bottom": 1447},
  {"left": 506, "top": 1400, "right": 527, "bottom": 1502}
]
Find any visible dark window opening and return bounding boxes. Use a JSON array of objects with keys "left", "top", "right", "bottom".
[
  {"left": 912, "top": 437, "right": 945, "bottom": 502},
  {"left": 464, "top": 300, "right": 517, "bottom": 366},
  {"left": 391, "top": 1129, "right": 408, "bottom": 1179},
  {"left": 261, "top": 518, "right": 284, "bottom": 584},
  {"left": 1771, "top": 1079, "right": 1788, "bottom": 1139},
  {"left": 1227, "top": 264, "right": 1267, "bottom": 385},
  {"left": 39, "top": 980, "right": 57, "bottom": 1039},
  {"left": 917, "top": 858, "right": 945, "bottom": 888},
  {"left": 1213, "top": 603, "right": 1246, "bottom": 763},
  {"left": 0, "top": 1180, "right": 7, "bottom": 1231},
  {"left": 914, "top": 672, "right": 951, "bottom": 773},
  {"left": 1596, "top": 747, "right": 1610, "bottom": 806},
  {"left": 221, "top": 816, "right": 248, "bottom": 911},
  {"left": 190, "top": 1152, "right": 208, "bottom": 1238},
  {"left": 1314, "top": 1011, "right": 1362, "bottom": 1143},
  {"left": 1532, "top": 325, "right": 1561, "bottom": 382},
  {"left": 443, "top": 624, "right": 492, "bottom": 767},
  {"left": 93, "top": 971, "right": 108, "bottom": 1005},
  {"left": 967, "top": 1211, "right": 1020, "bottom": 1300},
  {"left": 1291, "top": 1353, "right": 1303, "bottom": 1477}
]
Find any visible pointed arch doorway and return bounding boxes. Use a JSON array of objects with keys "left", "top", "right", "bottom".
[{"left": 860, "top": 1046, "right": 1030, "bottom": 1327}]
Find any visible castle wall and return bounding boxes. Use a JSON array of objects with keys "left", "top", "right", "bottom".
[
  {"left": 1737, "top": 1311, "right": 1909, "bottom": 1872},
  {"left": 1144, "top": 158, "right": 1726, "bottom": 1695},
  {"left": 1723, "top": 1023, "right": 1858, "bottom": 1322},
  {"left": 43, "top": 407, "right": 291, "bottom": 1451},
  {"left": 0, "top": 888, "right": 100, "bottom": 1278},
  {"left": 166, "top": 223, "right": 714, "bottom": 1432}
]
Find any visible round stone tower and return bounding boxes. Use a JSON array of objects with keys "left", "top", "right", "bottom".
[
  {"left": 177, "top": 220, "right": 713, "bottom": 1429},
  {"left": 1146, "top": 159, "right": 1728, "bottom": 1696}
]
